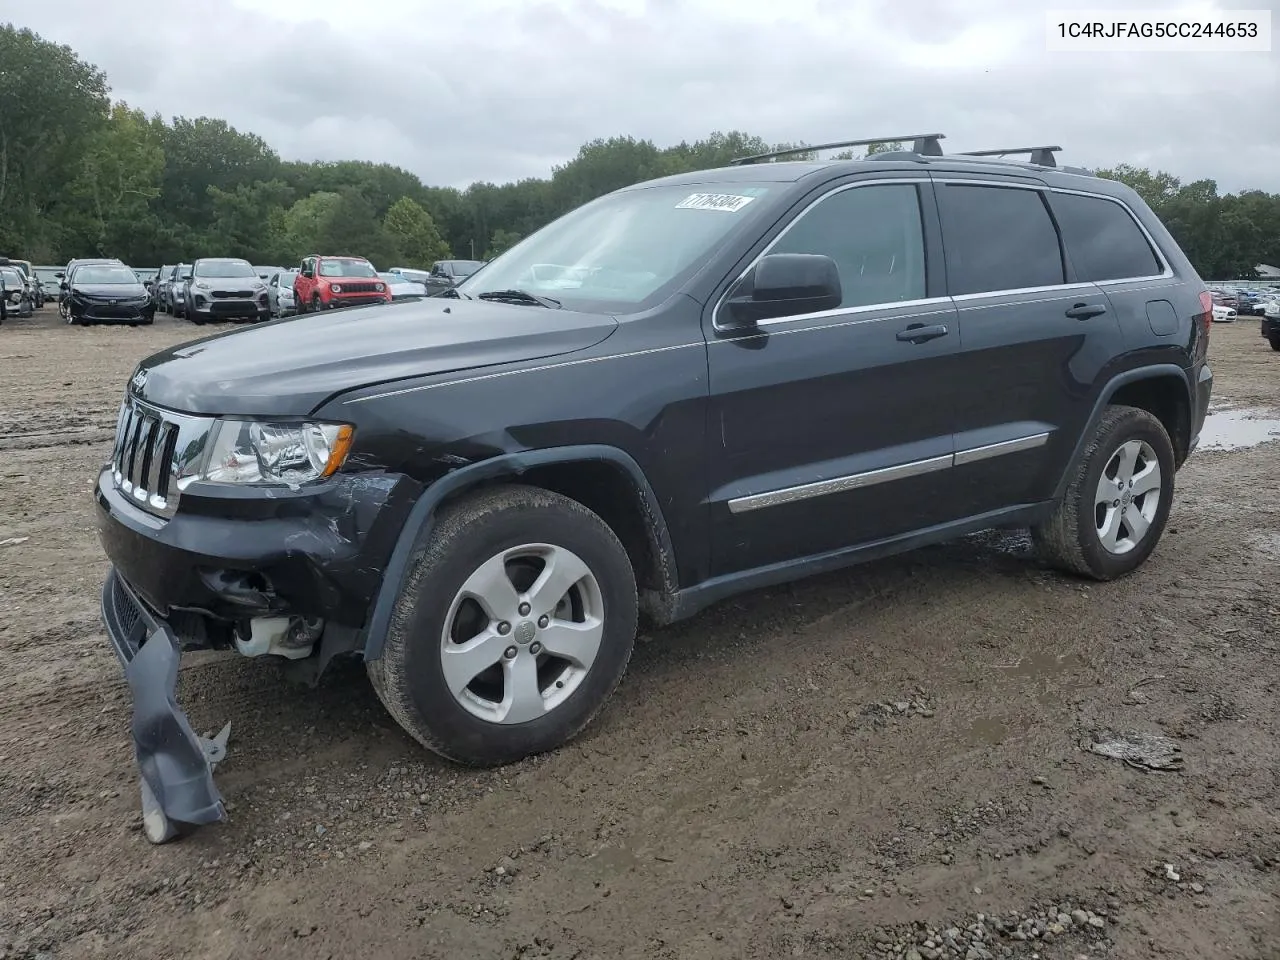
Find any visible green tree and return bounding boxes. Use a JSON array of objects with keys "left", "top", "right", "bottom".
[
  {"left": 61, "top": 103, "right": 165, "bottom": 260},
  {"left": 484, "top": 228, "right": 522, "bottom": 260},
  {"left": 207, "top": 178, "right": 294, "bottom": 263},
  {"left": 383, "top": 196, "right": 450, "bottom": 266},
  {"left": 282, "top": 191, "right": 342, "bottom": 259},
  {"left": 314, "top": 188, "right": 401, "bottom": 268},
  {"left": 0, "top": 24, "right": 109, "bottom": 258}
]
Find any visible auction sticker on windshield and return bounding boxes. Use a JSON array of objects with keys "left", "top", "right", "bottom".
[{"left": 675, "top": 193, "right": 757, "bottom": 212}]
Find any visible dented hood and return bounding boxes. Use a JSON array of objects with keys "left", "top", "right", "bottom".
[{"left": 131, "top": 297, "right": 618, "bottom": 416}]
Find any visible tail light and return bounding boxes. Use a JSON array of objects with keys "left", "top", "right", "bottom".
[{"left": 1194, "top": 289, "right": 1213, "bottom": 360}]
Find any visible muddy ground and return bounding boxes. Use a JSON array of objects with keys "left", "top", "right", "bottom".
[{"left": 1, "top": 307, "right": 1278, "bottom": 960}]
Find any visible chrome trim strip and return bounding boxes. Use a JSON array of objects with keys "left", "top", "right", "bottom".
[
  {"left": 346, "top": 341, "right": 707, "bottom": 403},
  {"left": 727, "top": 454, "right": 952, "bottom": 515},
  {"left": 953, "top": 432, "right": 1050, "bottom": 466},
  {"left": 710, "top": 177, "right": 934, "bottom": 333},
  {"left": 951, "top": 282, "right": 1094, "bottom": 304},
  {"left": 726, "top": 431, "right": 1052, "bottom": 514}
]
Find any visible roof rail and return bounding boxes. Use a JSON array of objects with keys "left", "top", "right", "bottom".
[
  {"left": 958, "top": 145, "right": 1063, "bottom": 168},
  {"left": 730, "top": 133, "right": 946, "bottom": 165}
]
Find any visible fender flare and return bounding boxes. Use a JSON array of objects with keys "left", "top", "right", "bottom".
[
  {"left": 1051, "top": 363, "right": 1193, "bottom": 502},
  {"left": 360, "top": 444, "right": 677, "bottom": 661}
]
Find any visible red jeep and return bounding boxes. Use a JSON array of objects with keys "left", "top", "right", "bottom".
[{"left": 293, "top": 255, "right": 392, "bottom": 312}]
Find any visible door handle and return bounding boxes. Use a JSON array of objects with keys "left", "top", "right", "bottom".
[
  {"left": 896, "top": 323, "right": 949, "bottom": 344},
  {"left": 1065, "top": 302, "right": 1107, "bottom": 320}
]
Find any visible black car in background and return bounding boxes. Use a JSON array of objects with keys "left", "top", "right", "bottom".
[
  {"left": 425, "top": 258, "right": 486, "bottom": 295},
  {"left": 61, "top": 261, "right": 155, "bottom": 325}
]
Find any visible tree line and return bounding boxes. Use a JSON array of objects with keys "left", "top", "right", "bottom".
[{"left": 2, "top": 23, "right": 1277, "bottom": 279}]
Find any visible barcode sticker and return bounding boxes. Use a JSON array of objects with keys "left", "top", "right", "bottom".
[{"left": 675, "top": 193, "right": 757, "bottom": 213}]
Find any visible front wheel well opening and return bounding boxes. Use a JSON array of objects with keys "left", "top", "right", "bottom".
[
  {"left": 1108, "top": 377, "right": 1191, "bottom": 466},
  {"left": 439, "top": 462, "right": 676, "bottom": 626}
]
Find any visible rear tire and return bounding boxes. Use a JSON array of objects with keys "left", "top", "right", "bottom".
[
  {"left": 1032, "top": 404, "right": 1175, "bottom": 581},
  {"left": 368, "top": 484, "right": 638, "bottom": 767},
  {"left": 1269, "top": 334, "right": 1280, "bottom": 352}
]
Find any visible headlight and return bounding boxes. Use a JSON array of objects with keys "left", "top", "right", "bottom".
[
  {"left": 331, "top": 284, "right": 342, "bottom": 293},
  {"left": 375, "top": 282, "right": 385, "bottom": 292},
  {"left": 201, "top": 420, "right": 355, "bottom": 486}
]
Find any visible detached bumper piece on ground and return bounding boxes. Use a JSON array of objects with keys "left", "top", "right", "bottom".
[{"left": 101, "top": 568, "right": 231, "bottom": 844}]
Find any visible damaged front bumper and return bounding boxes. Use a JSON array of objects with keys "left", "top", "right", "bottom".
[{"left": 102, "top": 567, "right": 230, "bottom": 843}]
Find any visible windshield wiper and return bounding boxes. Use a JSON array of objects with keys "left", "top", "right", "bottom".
[{"left": 476, "top": 289, "right": 561, "bottom": 308}]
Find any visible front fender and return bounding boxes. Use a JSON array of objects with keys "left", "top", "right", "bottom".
[{"left": 359, "top": 444, "right": 677, "bottom": 661}]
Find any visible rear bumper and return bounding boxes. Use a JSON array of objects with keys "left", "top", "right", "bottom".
[
  {"left": 101, "top": 567, "right": 226, "bottom": 829},
  {"left": 1189, "top": 362, "right": 1213, "bottom": 457}
]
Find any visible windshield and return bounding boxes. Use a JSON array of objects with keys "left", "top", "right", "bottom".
[
  {"left": 177, "top": 265, "right": 193, "bottom": 279},
  {"left": 380, "top": 272, "right": 418, "bottom": 283},
  {"left": 277, "top": 271, "right": 299, "bottom": 285},
  {"left": 195, "top": 260, "right": 256, "bottom": 278},
  {"left": 456, "top": 182, "right": 776, "bottom": 311},
  {"left": 74, "top": 264, "right": 140, "bottom": 284},
  {"left": 319, "top": 258, "right": 378, "bottom": 278},
  {"left": 449, "top": 260, "right": 485, "bottom": 277},
  {"left": 0, "top": 268, "right": 21, "bottom": 285},
  {"left": 36, "top": 269, "right": 60, "bottom": 284}
]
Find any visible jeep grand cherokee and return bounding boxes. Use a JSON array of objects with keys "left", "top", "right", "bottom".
[{"left": 95, "top": 133, "right": 1213, "bottom": 843}]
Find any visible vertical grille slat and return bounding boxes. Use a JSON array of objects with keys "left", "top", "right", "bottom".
[{"left": 108, "top": 393, "right": 208, "bottom": 519}]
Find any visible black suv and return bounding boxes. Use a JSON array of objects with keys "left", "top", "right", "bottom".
[{"left": 96, "top": 134, "right": 1214, "bottom": 842}]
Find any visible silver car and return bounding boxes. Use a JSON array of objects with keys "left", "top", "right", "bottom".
[{"left": 267, "top": 269, "right": 299, "bottom": 317}]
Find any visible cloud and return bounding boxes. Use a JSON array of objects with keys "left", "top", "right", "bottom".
[{"left": 9, "top": 0, "right": 1279, "bottom": 192}]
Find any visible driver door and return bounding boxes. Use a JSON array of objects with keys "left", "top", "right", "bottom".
[{"left": 704, "top": 178, "right": 964, "bottom": 577}]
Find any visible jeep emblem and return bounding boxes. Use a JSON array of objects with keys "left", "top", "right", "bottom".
[
  {"left": 130, "top": 369, "right": 148, "bottom": 391},
  {"left": 514, "top": 621, "right": 537, "bottom": 645}
]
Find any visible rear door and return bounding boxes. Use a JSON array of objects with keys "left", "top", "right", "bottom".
[
  {"left": 934, "top": 176, "right": 1125, "bottom": 517},
  {"left": 705, "top": 176, "right": 964, "bottom": 578}
]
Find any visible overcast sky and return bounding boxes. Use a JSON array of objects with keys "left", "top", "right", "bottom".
[{"left": 8, "top": 0, "right": 1279, "bottom": 192}]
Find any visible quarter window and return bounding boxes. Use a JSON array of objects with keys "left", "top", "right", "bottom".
[
  {"left": 936, "top": 184, "right": 1065, "bottom": 295},
  {"left": 1047, "top": 192, "right": 1162, "bottom": 282},
  {"left": 767, "top": 183, "right": 927, "bottom": 310}
]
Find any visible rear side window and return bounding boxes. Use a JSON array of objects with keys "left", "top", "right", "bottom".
[
  {"left": 769, "top": 183, "right": 927, "bottom": 309},
  {"left": 1047, "top": 192, "right": 1163, "bottom": 282},
  {"left": 936, "top": 184, "right": 1065, "bottom": 295}
]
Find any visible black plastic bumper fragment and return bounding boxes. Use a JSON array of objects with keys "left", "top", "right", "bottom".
[{"left": 101, "top": 567, "right": 226, "bottom": 833}]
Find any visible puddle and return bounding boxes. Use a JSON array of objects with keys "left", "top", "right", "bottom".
[
  {"left": 965, "top": 717, "right": 1011, "bottom": 745},
  {"left": 1198, "top": 407, "right": 1280, "bottom": 451},
  {"left": 994, "top": 650, "right": 1079, "bottom": 680}
]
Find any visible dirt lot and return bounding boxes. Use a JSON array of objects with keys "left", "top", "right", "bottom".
[{"left": 1, "top": 307, "right": 1278, "bottom": 960}]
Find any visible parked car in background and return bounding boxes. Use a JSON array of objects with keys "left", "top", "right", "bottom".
[
  {"left": 35, "top": 266, "right": 62, "bottom": 302},
  {"left": 387, "top": 266, "right": 431, "bottom": 285},
  {"left": 1212, "top": 303, "right": 1237, "bottom": 322},
  {"left": 8, "top": 259, "right": 42, "bottom": 307},
  {"left": 1261, "top": 297, "right": 1280, "bottom": 351},
  {"left": 57, "top": 258, "right": 125, "bottom": 320},
  {"left": 253, "top": 265, "right": 284, "bottom": 282},
  {"left": 293, "top": 255, "right": 391, "bottom": 312},
  {"left": 378, "top": 271, "right": 427, "bottom": 301},
  {"left": 165, "top": 263, "right": 193, "bottom": 316},
  {"left": 424, "top": 258, "right": 486, "bottom": 295},
  {"left": 61, "top": 261, "right": 154, "bottom": 325},
  {"left": 266, "top": 269, "right": 299, "bottom": 317},
  {"left": 0, "top": 264, "right": 34, "bottom": 318},
  {"left": 181, "top": 257, "right": 271, "bottom": 325}
]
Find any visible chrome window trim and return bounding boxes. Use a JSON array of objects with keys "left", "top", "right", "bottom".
[
  {"left": 726, "top": 431, "right": 1052, "bottom": 515},
  {"left": 710, "top": 177, "right": 934, "bottom": 333},
  {"left": 932, "top": 177, "right": 1175, "bottom": 284}
]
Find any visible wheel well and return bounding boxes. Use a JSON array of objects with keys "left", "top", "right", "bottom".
[
  {"left": 1108, "top": 376, "right": 1191, "bottom": 465},
  {"left": 440, "top": 460, "right": 676, "bottom": 625}
]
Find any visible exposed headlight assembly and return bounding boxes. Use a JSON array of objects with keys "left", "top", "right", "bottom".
[{"left": 201, "top": 420, "right": 355, "bottom": 486}]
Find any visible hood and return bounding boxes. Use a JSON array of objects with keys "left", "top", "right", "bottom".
[
  {"left": 72, "top": 283, "right": 148, "bottom": 298},
  {"left": 132, "top": 297, "right": 618, "bottom": 416}
]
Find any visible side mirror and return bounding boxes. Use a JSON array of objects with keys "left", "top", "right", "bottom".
[
  {"left": 722, "top": 253, "right": 842, "bottom": 327},
  {"left": 55, "top": 271, "right": 65, "bottom": 279}
]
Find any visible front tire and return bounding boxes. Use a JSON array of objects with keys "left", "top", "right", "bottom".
[
  {"left": 1033, "top": 404, "right": 1175, "bottom": 580},
  {"left": 368, "top": 484, "right": 638, "bottom": 767},
  {"left": 1269, "top": 334, "right": 1280, "bottom": 352}
]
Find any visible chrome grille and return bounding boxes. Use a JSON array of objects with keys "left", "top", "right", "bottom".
[{"left": 110, "top": 393, "right": 214, "bottom": 519}]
